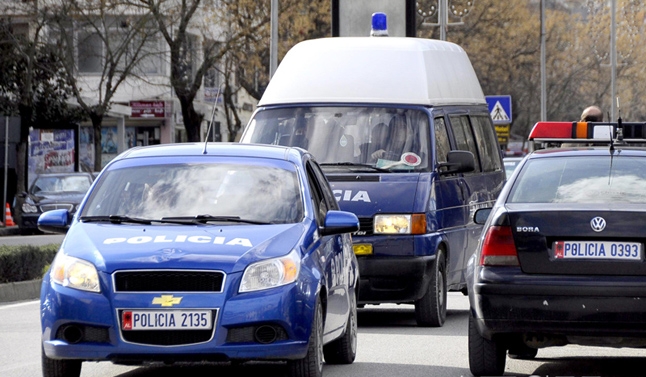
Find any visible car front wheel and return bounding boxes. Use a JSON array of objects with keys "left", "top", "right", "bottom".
[
  {"left": 468, "top": 311, "right": 506, "bottom": 376},
  {"left": 288, "top": 297, "right": 324, "bottom": 377},
  {"left": 42, "top": 347, "right": 81, "bottom": 377},
  {"left": 323, "top": 290, "right": 357, "bottom": 364}
]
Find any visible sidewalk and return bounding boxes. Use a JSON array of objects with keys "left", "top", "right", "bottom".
[{"left": 0, "top": 226, "right": 21, "bottom": 236}]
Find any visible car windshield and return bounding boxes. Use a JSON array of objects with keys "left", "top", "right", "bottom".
[
  {"left": 31, "top": 175, "right": 92, "bottom": 194},
  {"left": 508, "top": 155, "right": 646, "bottom": 204},
  {"left": 242, "top": 106, "right": 430, "bottom": 171},
  {"left": 82, "top": 162, "right": 304, "bottom": 224}
]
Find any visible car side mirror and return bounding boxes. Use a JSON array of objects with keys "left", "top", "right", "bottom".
[
  {"left": 438, "top": 150, "right": 475, "bottom": 175},
  {"left": 474, "top": 208, "right": 492, "bottom": 225},
  {"left": 37, "top": 209, "right": 71, "bottom": 234},
  {"left": 320, "top": 210, "right": 360, "bottom": 236}
]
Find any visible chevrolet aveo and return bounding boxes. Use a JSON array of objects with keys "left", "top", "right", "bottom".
[{"left": 39, "top": 143, "right": 360, "bottom": 377}]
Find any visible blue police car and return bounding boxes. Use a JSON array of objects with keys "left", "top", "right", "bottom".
[
  {"left": 38, "top": 143, "right": 360, "bottom": 377},
  {"left": 468, "top": 121, "right": 646, "bottom": 376}
]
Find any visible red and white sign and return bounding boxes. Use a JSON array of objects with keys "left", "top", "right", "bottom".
[{"left": 130, "top": 101, "right": 167, "bottom": 118}]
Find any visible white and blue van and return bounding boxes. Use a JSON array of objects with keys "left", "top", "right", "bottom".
[{"left": 240, "top": 32, "right": 504, "bottom": 327}]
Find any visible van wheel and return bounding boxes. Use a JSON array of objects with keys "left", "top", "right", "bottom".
[
  {"left": 414, "top": 249, "right": 447, "bottom": 327},
  {"left": 288, "top": 297, "right": 324, "bottom": 377},
  {"left": 468, "top": 312, "right": 506, "bottom": 377},
  {"left": 42, "top": 347, "right": 82, "bottom": 377},
  {"left": 324, "top": 291, "right": 357, "bottom": 364}
]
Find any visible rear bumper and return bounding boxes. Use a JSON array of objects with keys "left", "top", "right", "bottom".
[{"left": 472, "top": 267, "right": 646, "bottom": 340}]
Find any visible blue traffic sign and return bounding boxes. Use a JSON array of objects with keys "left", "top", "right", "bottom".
[{"left": 486, "top": 95, "right": 512, "bottom": 124}]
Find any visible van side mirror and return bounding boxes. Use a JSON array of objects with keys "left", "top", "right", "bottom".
[
  {"left": 474, "top": 208, "right": 492, "bottom": 225},
  {"left": 438, "top": 150, "right": 475, "bottom": 175}
]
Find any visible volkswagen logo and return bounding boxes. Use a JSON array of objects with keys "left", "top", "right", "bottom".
[{"left": 590, "top": 217, "right": 606, "bottom": 232}]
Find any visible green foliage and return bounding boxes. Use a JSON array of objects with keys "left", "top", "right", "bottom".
[{"left": 0, "top": 244, "right": 60, "bottom": 284}]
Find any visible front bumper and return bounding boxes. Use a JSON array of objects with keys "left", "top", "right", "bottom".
[
  {"left": 41, "top": 272, "right": 316, "bottom": 363},
  {"left": 471, "top": 267, "right": 646, "bottom": 340}
]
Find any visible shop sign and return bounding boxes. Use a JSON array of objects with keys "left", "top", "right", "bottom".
[{"left": 130, "top": 101, "right": 167, "bottom": 118}]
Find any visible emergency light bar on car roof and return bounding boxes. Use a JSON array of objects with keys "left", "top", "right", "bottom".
[{"left": 528, "top": 121, "right": 646, "bottom": 144}]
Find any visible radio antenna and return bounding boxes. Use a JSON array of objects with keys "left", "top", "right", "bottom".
[{"left": 202, "top": 85, "right": 223, "bottom": 154}]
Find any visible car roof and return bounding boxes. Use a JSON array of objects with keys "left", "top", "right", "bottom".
[
  {"left": 114, "top": 142, "right": 309, "bottom": 164},
  {"left": 529, "top": 146, "right": 646, "bottom": 159}
]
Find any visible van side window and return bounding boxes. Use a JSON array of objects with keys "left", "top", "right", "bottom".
[
  {"left": 433, "top": 117, "right": 450, "bottom": 164},
  {"left": 449, "top": 115, "right": 482, "bottom": 173},
  {"left": 471, "top": 116, "right": 503, "bottom": 172}
]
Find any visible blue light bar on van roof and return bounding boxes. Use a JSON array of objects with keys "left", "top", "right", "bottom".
[
  {"left": 528, "top": 121, "right": 646, "bottom": 143},
  {"left": 370, "top": 12, "right": 388, "bottom": 37}
]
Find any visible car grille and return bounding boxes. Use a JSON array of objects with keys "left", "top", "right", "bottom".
[
  {"left": 40, "top": 203, "right": 74, "bottom": 212},
  {"left": 113, "top": 270, "right": 225, "bottom": 293},
  {"left": 357, "top": 217, "right": 374, "bottom": 236}
]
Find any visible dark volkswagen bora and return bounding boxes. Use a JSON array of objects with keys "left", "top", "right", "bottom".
[{"left": 468, "top": 121, "right": 646, "bottom": 376}]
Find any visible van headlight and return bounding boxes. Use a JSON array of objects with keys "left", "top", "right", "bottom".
[
  {"left": 50, "top": 254, "right": 100, "bottom": 293},
  {"left": 239, "top": 249, "right": 300, "bottom": 292},
  {"left": 374, "top": 214, "right": 427, "bottom": 235}
]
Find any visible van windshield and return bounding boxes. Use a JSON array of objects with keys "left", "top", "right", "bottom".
[{"left": 242, "top": 106, "right": 430, "bottom": 171}]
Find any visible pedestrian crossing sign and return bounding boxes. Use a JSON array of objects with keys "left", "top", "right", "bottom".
[{"left": 485, "top": 95, "right": 512, "bottom": 125}]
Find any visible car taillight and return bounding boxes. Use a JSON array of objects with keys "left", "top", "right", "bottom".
[{"left": 479, "top": 225, "right": 519, "bottom": 266}]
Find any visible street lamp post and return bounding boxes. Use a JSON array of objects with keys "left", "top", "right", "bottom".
[{"left": 416, "top": 0, "right": 473, "bottom": 41}]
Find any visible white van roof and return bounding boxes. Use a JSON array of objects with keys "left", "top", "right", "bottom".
[{"left": 258, "top": 37, "right": 486, "bottom": 107}]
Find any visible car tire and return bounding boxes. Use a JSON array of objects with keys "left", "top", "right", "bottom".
[
  {"left": 323, "top": 290, "right": 357, "bottom": 364},
  {"left": 414, "top": 249, "right": 447, "bottom": 327},
  {"left": 42, "top": 347, "right": 81, "bottom": 377},
  {"left": 468, "top": 311, "right": 506, "bottom": 377},
  {"left": 287, "top": 297, "right": 324, "bottom": 377}
]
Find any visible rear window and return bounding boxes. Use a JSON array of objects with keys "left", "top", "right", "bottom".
[{"left": 508, "top": 155, "right": 646, "bottom": 204}]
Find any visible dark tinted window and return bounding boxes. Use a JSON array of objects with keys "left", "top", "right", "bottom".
[
  {"left": 434, "top": 117, "right": 450, "bottom": 165},
  {"left": 509, "top": 156, "right": 646, "bottom": 203},
  {"left": 471, "top": 116, "right": 503, "bottom": 172},
  {"left": 449, "top": 115, "right": 481, "bottom": 173}
]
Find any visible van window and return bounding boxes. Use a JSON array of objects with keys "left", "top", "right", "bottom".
[
  {"left": 449, "top": 115, "right": 482, "bottom": 173},
  {"left": 242, "top": 106, "right": 430, "bottom": 171},
  {"left": 471, "top": 115, "right": 503, "bottom": 172},
  {"left": 433, "top": 117, "right": 450, "bottom": 165}
]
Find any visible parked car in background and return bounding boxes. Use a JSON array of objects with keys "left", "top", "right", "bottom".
[
  {"left": 13, "top": 172, "right": 94, "bottom": 234},
  {"left": 503, "top": 156, "right": 523, "bottom": 179},
  {"left": 468, "top": 121, "right": 646, "bottom": 376},
  {"left": 38, "top": 143, "right": 360, "bottom": 377}
]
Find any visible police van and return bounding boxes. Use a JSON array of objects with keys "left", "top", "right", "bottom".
[{"left": 240, "top": 20, "right": 505, "bottom": 327}]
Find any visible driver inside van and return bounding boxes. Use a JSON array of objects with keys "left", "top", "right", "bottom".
[{"left": 371, "top": 115, "right": 410, "bottom": 161}]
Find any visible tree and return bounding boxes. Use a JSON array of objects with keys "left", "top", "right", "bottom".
[
  {"left": 418, "top": 0, "right": 646, "bottom": 138},
  {"left": 217, "top": 0, "right": 330, "bottom": 141},
  {"left": 48, "top": 0, "right": 158, "bottom": 171},
  {"left": 0, "top": 9, "right": 83, "bottom": 195}
]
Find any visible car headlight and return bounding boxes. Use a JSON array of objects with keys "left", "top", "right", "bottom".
[
  {"left": 374, "top": 214, "right": 426, "bottom": 235},
  {"left": 50, "top": 254, "right": 100, "bottom": 293},
  {"left": 239, "top": 249, "right": 300, "bottom": 293},
  {"left": 22, "top": 203, "right": 38, "bottom": 213}
]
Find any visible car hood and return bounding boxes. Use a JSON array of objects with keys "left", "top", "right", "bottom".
[
  {"left": 32, "top": 192, "right": 86, "bottom": 204},
  {"left": 60, "top": 222, "right": 307, "bottom": 274}
]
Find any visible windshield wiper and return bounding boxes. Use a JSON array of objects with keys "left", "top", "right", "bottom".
[
  {"left": 80, "top": 215, "right": 153, "bottom": 225},
  {"left": 160, "top": 215, "right": 271, "bottom": 225},
  {"left": 320, "top": 162, "right": 390, "bottom": 172}
]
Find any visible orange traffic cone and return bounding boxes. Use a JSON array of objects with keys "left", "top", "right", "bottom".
[{"left": 5, "top": 203, "right": 15, "bottom": 227}]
